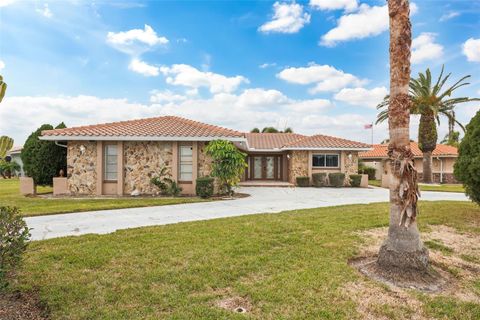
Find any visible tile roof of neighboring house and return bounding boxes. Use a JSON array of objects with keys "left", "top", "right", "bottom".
[
  {"left": 245, "top": 133, "right": 306, "bottom": 150},
  {"left": 359, "top": 142, "right": 458, "bottom": 158},
  {"left": 41, "top": 116, "right": 244, "bottom": 140},
  {"left": 282, "top": 134, "right": 372, "bottom": 150},
  {"left": 7, "top": 146, "right": 23, "bottom": 154}
]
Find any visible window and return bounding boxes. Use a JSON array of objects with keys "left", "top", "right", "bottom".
[
  {"left": 312, "top": 153, "right": 339, "bottom": 168},
  {"left": 104, "top": 144, "right": 117, "bottom": 181},
  {"left": 179, "top": 145, "right": 193, "bottom": 181}
]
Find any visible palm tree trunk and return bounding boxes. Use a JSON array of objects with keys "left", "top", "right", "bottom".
[
  {"left": 377, "top": 0, "right": 428, "bottom": 271},
  {"left": 422, "top": 151, "right": 433, "bottom": 183}
]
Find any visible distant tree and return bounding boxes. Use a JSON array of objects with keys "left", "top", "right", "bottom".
[
  {"left": 0, "top": 75, "right": 6, "bottom": 103},
  {"left": 205, "top": 140, "right": 247, "bottom": 196},
  {"left": 454, "top": 111, "right": 480, "bottom": 204},
  {"left": 441, "top": 131, "right": 460, "bottom": 147},
  {"left": 261, "top": 127, "right": 279, "bottom": 133},
  {"left": 250, "top": 128, "right": 260, "bottom": 133},
  {"left": 22, "top": 123, "right": 67, "bottom": 188},
  {"left": 284, "top": 127, "right": 294, "bottom": 133}
]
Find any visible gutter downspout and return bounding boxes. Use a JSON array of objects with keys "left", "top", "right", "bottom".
[{"left": 55, "top": 141, "right": 68, "bottom": 148}]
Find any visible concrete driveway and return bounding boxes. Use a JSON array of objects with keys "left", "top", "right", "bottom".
[{"left": 26, "top": 187, "right": 469, "bottom": 241}]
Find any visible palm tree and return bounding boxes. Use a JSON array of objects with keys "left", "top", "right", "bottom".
[
  {"left": 376, "top": 66, "right": 479, "bottom": 183},
  {"left": 377, "top": 0, "right": 428, "bottom": 271},
  {"left": 0, "top": 75, "right": 6, "bottom": 103}
]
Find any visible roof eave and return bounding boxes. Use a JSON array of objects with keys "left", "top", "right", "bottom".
[
  {"left": 39, "top": 135, "right": 247, "bottom": 142},
  {"left": 282, "top": 147, "right": 373, "bottom": 151}
]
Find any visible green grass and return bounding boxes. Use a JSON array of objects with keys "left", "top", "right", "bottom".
[
  {"left": 16, "top": 201, "right": 480, "bottom": 319},
  {"left": 0, "top": 179, "right": 208, "bottom": 217},
  {"left": 424, "top": 239, "right": 454, "bottom": 255},
  {"left": 368, "top": 180, "right": 465, "bottom": 193}
]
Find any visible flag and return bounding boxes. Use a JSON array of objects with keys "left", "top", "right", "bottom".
[{"left": 364, "top": 124, "right": 373, "bottom": 129}]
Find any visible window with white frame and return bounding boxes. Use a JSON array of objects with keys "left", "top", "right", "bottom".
[
  {"left": 179, "top": 145, "right": 193, "bottom": 181},
  {"left": 312, "top": 153, "right": 339, "bottom": 168},
  {"left": 104, "top": 144, "right": 118, "bottom": 181}
]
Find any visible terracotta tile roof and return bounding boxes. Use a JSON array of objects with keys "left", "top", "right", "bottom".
[
  {"left": 7, "top": 146, "right": 23, "bottom": 154},
  {"left": 41, "top": 116, "right": 244, "bottom": 139},
  {"left": 245, "top": 133, "right": 306, "bottom": 150},
  {"left": 359, "top": 142, "right": 458, "bottom": 158},
  {"left": 283, "top": 134, "right": 371, "bottom": 150}
]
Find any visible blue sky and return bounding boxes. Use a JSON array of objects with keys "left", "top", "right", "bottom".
[{"left": 1, "top": 0, "right": 480, "bottom": 145}]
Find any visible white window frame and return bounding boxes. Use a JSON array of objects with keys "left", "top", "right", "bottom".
[
  {"left": 179, "top": 144, "right": 193, "bottom": 182},
  {"left": 312, "top": 153, "right": 340, "bottom": 168},
  {"left": 104, "top": 144, "right": 118, "bottom": 181}
]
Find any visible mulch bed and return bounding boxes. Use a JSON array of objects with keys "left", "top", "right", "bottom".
[{"left": 0, "top": 291, "right": 48, "bottom": 320}]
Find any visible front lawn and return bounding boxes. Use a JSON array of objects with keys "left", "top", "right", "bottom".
[
  {"left": 16, "top": 201, "right": 480, "bottom": 319},
  {"left": 0, "top": 179, "right": 208, "bottom": 217},
  {"left": 369, "top": 179, "right": 465, "bottom": 193}
]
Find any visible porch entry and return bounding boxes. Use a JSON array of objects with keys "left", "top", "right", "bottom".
[{"left": 247, "top": 155, "right": 283, "bottom": 180}]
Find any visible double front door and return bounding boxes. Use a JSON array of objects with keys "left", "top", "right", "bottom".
[{"left": 250, "top": 155, "right": 282, "bottom": 180}]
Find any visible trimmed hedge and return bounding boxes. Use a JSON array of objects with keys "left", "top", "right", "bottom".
[
  {"left": 359, "top": 166, "right": 376, "bottom": 180},
  {"left": 349, "top": 174, "right": 362, "bottom": 187},
  {"left": 196, "top": 177, "right": 215, "bottom": 198},
  {"left": 312, "top": 173, "right": 327, "bottom": 187},
  {"left": 296, "top": 176, "right": 310, "bottom": 187},
  {"left": 328, "top": 173, "right": 345, "bottom": 188}
]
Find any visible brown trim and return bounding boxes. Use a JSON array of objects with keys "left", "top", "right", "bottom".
[{"left": 178, "top": 181, "right": 193, "bottom": 184}]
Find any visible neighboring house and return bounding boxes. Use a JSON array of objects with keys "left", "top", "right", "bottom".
[
  {"left": 40, "top": 116, "right": 371, "bottom": 196},
  {"left": 359, "top": 142, "right": 458, "bottom": 183},
  {"left": 6, "top": 146, "right": 24, "bottom": 177}
]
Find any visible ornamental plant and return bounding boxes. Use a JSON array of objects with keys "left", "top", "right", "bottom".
[
  {"left": 0, "top": 207, "right": 31, "bottom": 289},
  {"left": 454, "top": 110, "right": 480, "bottom": 204},
  {"left": 205, "top": 140, "right": 247, "bottom": 196}
]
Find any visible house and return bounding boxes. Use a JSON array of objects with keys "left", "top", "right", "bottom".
[
  {"left": 40, "top": 116, "right": 371, "bottom": 195},
  {"left": 359, "top": 142, "right": 458, "bottom": 183},
  {"left": 6, "top": 146, "right": 24, "bottom": 177}
]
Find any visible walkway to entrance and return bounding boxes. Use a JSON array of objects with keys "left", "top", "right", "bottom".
[{"left": 239, "top": 180, "right": 294, "bottom": 187}]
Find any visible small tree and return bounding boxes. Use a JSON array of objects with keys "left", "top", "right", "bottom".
[
  {"left": 0, "top": 207, "right": 31, "bottom": 288},
  {"left": 454, "top": 110, "right": 480, "bottom": 204},
  {"left": 22, "top": 123, "right": 67, "bottom": 187},
  {"left": 205, "top": 140, "right": 247, "bottom": 196}
]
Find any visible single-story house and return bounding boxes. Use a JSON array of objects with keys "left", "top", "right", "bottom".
[
  {"left": 40, "top": 116, "right": 371, "bottom": 195},
  {"left": 6, "top": 146, "right": 24, "bottom": 177},
  {"left": 359, "top": 142, "right": 458, "bottom": 183}
]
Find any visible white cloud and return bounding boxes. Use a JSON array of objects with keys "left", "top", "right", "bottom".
[
  {"left": 320, "top": 3, "right": 418, "bottom": 46},
  {"left": 160, "top": 64, "right": 249, "bottom": 93},
  {"left": 334, "top": 86, "right": 388, "bottom": 108},
  {"left": 259, "top": 62, "right": 277, "bottom": 69},
  {"left": 0, "top": 60, "right": 5, "bottom": 71},
  {"left": 277, "top": 64, "right": 366, "bottom": 93},
  {"left": 411, "top": 33, "right": 443, "bottom": 64},
  {"left": 0, "top": 0, "right": 16, "bottom": 7},
  {"left": 106, "top": 24, "right": 168, "bottom": 55},
  {"left": 463, "top": 38, "right": 480, "bottom": 63},
  {"left": 128, "top": 58, "right": 159, "bottom": 77},
  {"left": 259, "top": 2, "right": 311, "bottom": 34},
  {"left": 149, "top": 90, "right": 187, "bottom": 103},
  {"left": 309, "top": 0, "right": 358, "bottom": 12},
  {"left": 440, "top": 11, "right": 459, "bottom": 22},
  {"left": 36, "top": 3, "right": 53, "bottom": 18}
]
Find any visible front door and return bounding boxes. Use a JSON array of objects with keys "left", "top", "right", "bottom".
[{"left": 251, "top": 155, "right": 281, "bottom": 180}]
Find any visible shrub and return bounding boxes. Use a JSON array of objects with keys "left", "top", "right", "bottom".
[
  {"left": 196, "top": 177, "right": 214, "bottom": 198},
  {"left": 349, "top": 174, "right": 362, "bottom": 187},
  {"left": 296, "top": 176, "right": 310, "bottom": 187},
  {"left": 359, "top": 166, "right": 376, "bottom": 180},
  {"left": 312, "top": 173, "right": 327, "bottom": 187},
  {"left": 151, "top": 166, "right": 182, "bottom": 196},
  {"left": 22, "top": 123, "right": 67, "bottom": 187},
  {"left": 329, "top": 173, "right": 345, "bottom": 187},
  {"left": 454, "top": 111, "right": 480, "bottom": 204},
  {"left": 205, "top": 140, "right": 247, "bottom": 196},
  {"left": 0, "top": 207, "right": 31, "bottom": 288}
]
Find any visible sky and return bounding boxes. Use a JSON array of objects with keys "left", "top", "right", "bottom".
[{"left": 1, "top": 0, "right": 480, "bottom": 146}]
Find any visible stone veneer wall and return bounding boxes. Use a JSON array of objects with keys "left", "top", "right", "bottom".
[
  {"left": 124, "top": 141, "right": 173, "bottom": 195},
  {"left": 343, "top": 151, "right": 359, "bottom": 176},
  {"left": 288, "top": 150, "right": 309, "bottom": 184},
  {"left": 67, "top": 141, "right": 97, "bottom": 195},
  {"left": 197, "top": 142, "right": 213, "bottom": 178}
]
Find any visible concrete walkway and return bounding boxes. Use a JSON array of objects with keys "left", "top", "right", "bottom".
[{"left": 26, "top": 187, "right": 469, "bottom": 241}]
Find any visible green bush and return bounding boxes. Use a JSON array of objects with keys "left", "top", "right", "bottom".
[
  {"left": 196, "top": 177, "right": 214, "bottom": 198},
  {"left": 312, "top": 173, "right": 327, "bottom": 187},
  {"left": 151, "top": 166, "right": 182, "bottom": 197},
  {"left": 329, "top": 173, "right": 345, "bottom": 187},
  {"left": 296, "top": 176, "right": 310, "bottom": 187},
  {"left": 349, "top": 174, "right": 362, "bottom": 187},
  {"left": 359, "top": 166, "right": 376, "bottom": 180},
  {"left": 454, "top": 110, "right": 480, "bottom": 204},
  {"left": 0, "top": 206, "right": 30, "bottom": 288}
]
